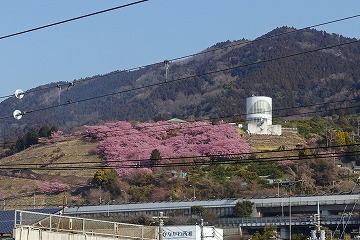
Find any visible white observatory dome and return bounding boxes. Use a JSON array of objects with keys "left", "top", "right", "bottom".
[{"left": 246, "top": 96, "right": 272, "bottom": 125}]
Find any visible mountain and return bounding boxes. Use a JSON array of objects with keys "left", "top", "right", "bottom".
[{"left": 1, "top": 26, "right": 360, "bottom": 140}]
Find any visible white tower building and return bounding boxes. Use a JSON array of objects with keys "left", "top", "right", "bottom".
[{"left": 245, "top": 96, "right": 281, "bottom": 135}]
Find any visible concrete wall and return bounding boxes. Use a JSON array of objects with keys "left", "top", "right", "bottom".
[
  {"left": 246, "top": 122, "right": 282, "bottom": 135},
  {"left": 14, "top": 227, "right": 151, "bottom": 240}
]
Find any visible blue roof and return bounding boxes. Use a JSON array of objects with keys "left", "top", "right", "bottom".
[{"left": 0, "top": 208, "right": 61, "bottom": 234}]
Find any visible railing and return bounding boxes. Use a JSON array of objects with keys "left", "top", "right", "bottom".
[
  {"left": 15, "top": 210, "right": 157, "bottom": 240},
  {"left": 254, "top": 197, "right": 360, "bottom": 208},
  {"left": 219, "top": 215, "right": 360, "bottom": 227},
  {"left": 64, "top": 194, "right": 360, "bottom": 216},
  {"left": 282, "top": 127, "right": 298, "bottom": 133}
]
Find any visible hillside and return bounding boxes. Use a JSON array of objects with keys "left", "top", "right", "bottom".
[
  {"left": 1, "top": 26, "right": 360, "bottom": 208},
  {"left": 0, "top": 121, "right": 357, "bottom": 209},
  {"left": 244, "top": 131, "right": 307, "bottom": 151},
  {"left": 0, "top": 135, "right": 100, "bottom": 208},
  {"left": 0, "top": 27, "right": 360, "bottom": 140}
]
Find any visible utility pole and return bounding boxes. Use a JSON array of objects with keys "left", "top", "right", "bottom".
[
  {"left": 153, "top": 212, "right": 168, "bottom": 240},
  {"left": 190, "top": 184, "right": 196, "bottom": 200},
  {"left": 164, "top": 60, "right": 170, "bottom": 82},
  {"left": 200, "top": 218, "right": 204, "bottom": 240},
  {"left": 289, "top": 196, "right": 291, "bottom": 240},
  {"left": 120, "top": 190, "right": 128, "bottom": 203},
  {"left": 317, "top": 203, "right": 321, "bottom": 233},
  {"left": 310, "top": 202, "right": 325, "bottom": 240},
  {"left": 107, "top": 197, "right": 115, "bottom": 216},
  {"left": 62, "top": 191, "right": 67, "bottom": 215}
]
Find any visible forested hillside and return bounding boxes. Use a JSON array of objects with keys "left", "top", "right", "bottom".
[{"left": 1, "top": 26, "right": 360, "bottom": 142}]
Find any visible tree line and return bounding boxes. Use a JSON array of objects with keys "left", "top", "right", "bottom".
[{"left": 2, "top": 125, "right": 58, "bottom": 156}]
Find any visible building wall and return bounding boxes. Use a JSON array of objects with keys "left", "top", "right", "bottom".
[
  {"left": 163, "top": 226, "right": 223, "bottom": 240},
  {"left": 14, "top": 227, "right": 128, "bottom": 240},
  {"left": 246, "top": 96, "right": 282, "bottom": 135},
  {"left": 14, "top": 226, "right": 223, "bottom": 240},
  {"left": 246, "top": 96, "right": 272, "bottom": 125},
  {"left": 246, "top": 122, "right": 282, "bottom": 135}
]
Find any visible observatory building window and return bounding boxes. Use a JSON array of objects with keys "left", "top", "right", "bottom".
[
  {"left": 248, "top": 100, "right": 271, "bottom": 114},
  {"left": 253, "top": 117, "right": 265, "bottom": 123}
]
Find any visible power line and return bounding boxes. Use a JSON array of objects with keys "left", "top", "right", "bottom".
[
  {"left": 170, "top": 14, "right": 360, "bottom": 62},
  {"left": 1, "top": 95, "right": 359, "bottom": 155},
  {"left": 1, "top": 142, "right": 359, "bottom": 170},
  {"left": 0, "top": 95, "right": 358, "bottom": 148},
  {"left": 0, "top": 0, "right": 149, "bottom": 42},
  {"left": 0, "top": 9, "right": 359, "bottom": 169},
  {"left": 2, "top": 37, "right": 359, "bottom": 121},
  {"left": 0, "top": 149, "right": 357, "bottom": 170},
  {"left": 1, "top": 13, "right": 359, "bottom": 100},
  {"left": 0, "top": 0, "right": 150, "bottom": 100},
  {"left": 66, "top": 97, "right": 360, "bottom": 136},
  {"left": 1, "top": 91, "right": 359, "bottom": 159}
]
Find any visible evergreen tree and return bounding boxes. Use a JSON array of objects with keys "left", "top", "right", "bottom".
[
  {"left": 251, "top": 225, "right": 277, "bottom": 240},
  {"left": 234, "top": 201, "right": 254, "bottom": 217},
  {"left": 24, "top": 129, "right": 39, "bottom": 148},
  {"left": 38, "top": 125, "right": 51, "bottom": 137},
  {"left": 150, "top": 149, "right": 162, "bottom": 167}
]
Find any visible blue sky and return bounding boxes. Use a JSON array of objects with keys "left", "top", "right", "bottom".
[{"left": 0, "top": 0, "right": 360, "bottom": 99}]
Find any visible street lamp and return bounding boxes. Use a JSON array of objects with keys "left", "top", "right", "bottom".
[{"left": 190, "top": 185, "right": 196, "bottom": 200}]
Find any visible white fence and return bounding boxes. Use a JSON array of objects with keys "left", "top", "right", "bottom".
[{"left": 14, "top": 210, "right": 157, "bottom": 240}]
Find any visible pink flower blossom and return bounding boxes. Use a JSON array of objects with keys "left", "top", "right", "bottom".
[
  {"left": 85, "top": 121, "right": 251, "bottom": 177},
  {"left": 38, "top": 181, "right": 70, "bottom": 193}
]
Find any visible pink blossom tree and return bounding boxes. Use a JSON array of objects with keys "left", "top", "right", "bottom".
[
  {"left": 85, "top": 121, "right": 251, "bottom": 177},
  {"left": 38, "top": 181, "right": 71, "bottom": 193}
]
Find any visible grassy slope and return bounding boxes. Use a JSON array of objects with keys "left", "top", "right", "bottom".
[
  {"left": 243, "top": 131, "right": 307, "bottom": 151},
  {"left": 0, "top": 131, "right": 307, "bottom": 209},
  {"left": 0, "top": 136, "right": 101, "bottom": 209}
]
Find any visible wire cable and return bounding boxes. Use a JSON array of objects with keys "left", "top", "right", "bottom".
[
  {"left": 1, "top": 13, "right": 359, "bottom": 99},
  {"left": 339, "top": 199, "right": 358, "bottom": 239},
  {"left": 2, "top": 134, "right": 359, "bottom": 169},
  {"left": 170, "top": 14, "right": 360, "bottom": 62},
  {"left": 0, "top": 0, "right": 149, "bottom": 41},
  {"left": 0, "top": 0, "right": 150, "bottom": 100},
  {"left": 0, "top": 95, "right": 358, "bottom": 148},
  {"left": 1, "top": 143, "right": 359, "bottom": 170},
  {"left": 332, "top": 182, "right": 359, "bottom": 239},
  {"left": 1, "top": 37, "right": 359, "bottom": 120}
]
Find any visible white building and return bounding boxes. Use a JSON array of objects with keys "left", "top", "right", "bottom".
[
  {"left": 163, "top": 225, "right": 223, "bottom": 240},
  {"left": 245, "top": 96, "right": 282, "bottom": 135}
]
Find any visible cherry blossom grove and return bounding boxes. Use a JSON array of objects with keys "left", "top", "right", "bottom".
[{"left": 85, "top": 121, "right": 252, "bottom": 176}]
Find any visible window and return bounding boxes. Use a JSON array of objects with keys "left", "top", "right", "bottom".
[{"left": 248, "top": 100, "right": 271, "bottom": 114}]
